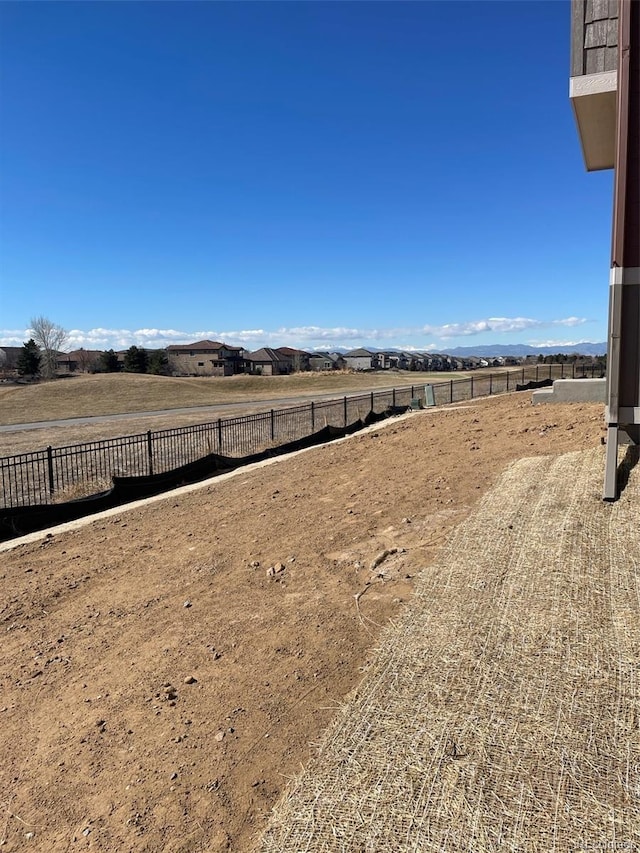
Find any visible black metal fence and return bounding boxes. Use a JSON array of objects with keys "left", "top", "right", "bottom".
[{"left": 0, "top": 363, "right": 604, "bottom": 509}]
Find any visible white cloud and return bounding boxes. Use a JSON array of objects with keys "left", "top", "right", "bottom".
[
  {"left": 0, "top": 316, "right": 592, "bottom": 352},
  {"left": 552, "top": 317, "right": 586, "bottom": 328},
  {"left": 421, "top": 316, "right": 587, "bottom": 339}
]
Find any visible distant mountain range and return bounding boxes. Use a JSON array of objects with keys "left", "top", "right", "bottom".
[{"left": 441, "top": 342, "right": 607, "bottom": 357}]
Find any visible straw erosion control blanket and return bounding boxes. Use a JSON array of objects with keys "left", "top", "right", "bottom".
[
  {"left": 260, "top": 447, "right": 640, "bottom": 853},
  {"left": 0, "top": 395, "right": 614, "bottom": 851}
]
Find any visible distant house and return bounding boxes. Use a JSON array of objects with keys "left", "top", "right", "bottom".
[
  {"left": 385, "top": 351, "right": 419, "bottom": 370},
  {"left": 0, "top": 346, "right": 24, "bottom": 375},
  {"left": 248, "top": 347, "right": 291, "bottom": 376},
  {"left": 57, "top": 349, "right": 103, "bottom": 374},
  {"left": 372, "top": 352, "right": 391, "bottom": 370},
  {"left": 308, "top": 352, "right": 346, "bottom": 372},
  {"left": 343, "top": 348, "right": 376, "bottom": 371},
  {"left": 424, "top": 353, "right": 450, "bottom": 371},
  {"left": 412, "top": 353, "right": 434, "bottom": 371},
  {"left": 275, "top": 347, "right": 311, "bottom": 372},
  {"left": 166, "top": 340, "right": 247, "bottom": 376}
]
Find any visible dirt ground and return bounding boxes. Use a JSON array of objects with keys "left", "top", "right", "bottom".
[{"left": 0, "top": 393, "right": 606, "bottom": 852}]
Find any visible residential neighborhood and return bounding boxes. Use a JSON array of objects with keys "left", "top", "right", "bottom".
[{"left": 0, "top": 338, "right": 605, "bottom": 381}]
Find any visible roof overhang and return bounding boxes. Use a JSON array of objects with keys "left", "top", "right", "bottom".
[{"left": 570, "top": 69, "right": 617, "bottom": 171}]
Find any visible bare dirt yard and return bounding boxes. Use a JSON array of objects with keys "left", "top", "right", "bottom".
[{"left": 0, "top": 393, "right": 605, "bottom": 852}]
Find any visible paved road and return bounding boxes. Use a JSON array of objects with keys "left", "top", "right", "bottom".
[{"left": 0, "top": 386, "right": 411, "bottom": 433}]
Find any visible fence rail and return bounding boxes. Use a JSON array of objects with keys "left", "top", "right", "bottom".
[{"left": 0, "top": 363, "right": 604, "bottom": 509}]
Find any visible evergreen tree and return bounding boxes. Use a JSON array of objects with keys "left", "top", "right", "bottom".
[
  {"left": 123, "top": 345, "right": 149, "bottom": 373},
  {"left": 17, "top": 339, "right": 42, "bottom": 377},
  {"left": 99, "top": 349, "right": 120, "bottom": 372},
  {"left": 148, "top": 349, "right": 168, "bottom": 375}
]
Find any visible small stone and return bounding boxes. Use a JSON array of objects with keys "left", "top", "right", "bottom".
[
  {"left": 25, "top": 832, "right": 35, "bottom": 840},
  {"left": 215, "top": 730, "right": 225, "bottom": 742},
  {"left": 250, "top": 561, "right": 260, "bottom": 568},
  {"left": 183, "top": 600, "right": 192, "bottom": 608},
  {"left": 184, "top": 675, "right": 197, "bottom": 685},
  {"left": 96, "top": 719, "right": 106, "bottom": 728},
  {"left": 274, "top": 563, "right": 285, "bottom": 574},
  {"left": 402, "top": 517, "right": 411, "bottom": 524},
  {"left": 170, "top": 772, "right": 178, "bottom": 780},
  {"left": 266, "top": 566, "right": 276, "bottom": 577}
]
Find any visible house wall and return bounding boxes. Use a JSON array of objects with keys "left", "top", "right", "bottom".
[
  {"left": 309, "top": 357, "right": 332, "bottom": 371},
  {"left": 168, "top": 352, "right": 232, "bottom": 376},
  {"left": 252, "top": 362, "right": 274, "bottom": 376},
  {"left": 344, "top": 356, "right": 372, "bottom": 371},
  {"left": 572, "top": 0, "right": 618, "bottom": 76}
]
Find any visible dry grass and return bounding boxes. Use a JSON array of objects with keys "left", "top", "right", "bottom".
[
  {"left": 51, "top": 477, "right": 113, "bottom": 503},
  {"left": 260, "top": 447, "right": 640, "bottom": 852},
  {"left": 0, "top": 371, "right": 465, "bottom": 427},
  {"left": 0, "top": 404, "right": 289, "bottom": 457}
]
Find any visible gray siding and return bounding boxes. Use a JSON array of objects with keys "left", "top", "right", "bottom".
[{"left": 571, "top": 0, "right": 618, "bottom": 77}]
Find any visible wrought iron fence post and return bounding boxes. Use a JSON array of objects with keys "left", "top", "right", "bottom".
[
  {"left": 311, "top": 401, "right": 315, "bottom": 431},
  {"left": 147, "top": 431, "right": 153, "bottom": 476},
  {"left": 392, "top": 388, "right": 396, "bottom": 409},
  {"left": 47, "top": 446, "right": 55, "bottom": 498},
  {"left": 270, "top": 410, "right": 275, "bottom": 441},
  {"left": 549, "top": 364, "right": 552, "bottom": 380},
  {"left": 450, "top": 379, "right": 453, "bottom": 403},
  {"left": 489, "top": 373, "right": 493, "bottom": 395},
  {"left": 343, "top": 397, "right": 347, "bottom": 427},
  {"left": 521, "top": 368, "right": 525, "bottom": 383},
  {"left": 506, "top": 372, "right": 510, "bottom": 392},
  {"left": 471, "top": 376, "right": 474, "bottom": 398},
  {"left": 370, "top": 391, "right": 374, "bottom": 412},
  {"left": 218, "top": 418, "right": 222, "bottom": 451},
  {"left": 536, "top": 365, "right": 539, "bottom": 381}
]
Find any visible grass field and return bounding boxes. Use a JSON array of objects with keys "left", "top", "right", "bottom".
[{"left": 0, "top": 370, "right": 468, "bottom": 426}]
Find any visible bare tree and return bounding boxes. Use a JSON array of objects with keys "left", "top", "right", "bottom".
[{"left": 29, "top": 316, "right": 69, "bottom": 379}]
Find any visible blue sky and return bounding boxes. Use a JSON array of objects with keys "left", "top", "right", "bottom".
[{"left": 0, "top": 1, "right": 612, "bottom": 353}]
